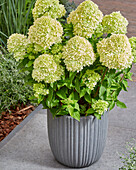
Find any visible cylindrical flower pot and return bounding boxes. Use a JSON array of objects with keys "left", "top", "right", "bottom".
[{"left": 47, "top": 110, "right": 108, "bottom": 168}]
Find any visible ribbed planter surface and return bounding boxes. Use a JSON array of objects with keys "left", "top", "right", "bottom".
[{"left": 47, "top": 110, "right": 108, "bottom": 168}]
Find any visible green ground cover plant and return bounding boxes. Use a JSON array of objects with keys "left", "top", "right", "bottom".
[
  {"left": 0, "top": 52, "right": 33, "bottom": 114},
  {"left": 120, "top": 139, "right": 136, "bottom": 170}
]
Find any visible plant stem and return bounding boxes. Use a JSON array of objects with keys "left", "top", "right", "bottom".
[{"left": 94, "top": 67, "right": 108, "bottom": 98}]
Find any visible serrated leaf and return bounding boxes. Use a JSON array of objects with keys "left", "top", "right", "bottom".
[{"left": 116, "top": 100, "right": 127, "bottom": 108}]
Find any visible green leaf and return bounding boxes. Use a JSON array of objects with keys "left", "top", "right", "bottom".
[
  {"left": 99, "top": 85, "right": 106, "bottom": 99},
  {"left": 86, "top": 108, "right": 94, "bottom": 116},
  {"left": 121, "top": 80, "right": 128, "bottom": 91},
  {"left": 116, "top": 100, "right": 127, "bottom": 108},
  {"left": 25, "top": 60, "right": 33, "bottom": 67},
  {"left": 38, "top": 95, "right": 44, "bottom": 104},
  {"left": 115, "top": 71, "right": 123, "bottom": 78},
  {"left": 122, "top": 80, "right": 128, "bottom": 89},
  {"left": 51, "top": 99, "right": 59, "bottom": 107},
  {"left": 50, "top": 108, "right": 59, "bottom": 117},
  {"left": 125, "top": 72, "right": 133, "bottom": 81},
  {"left": 75, "top": 77, "right": 80, "bottom": 93},
  {"left": 80, "top": 88, "right": 86, "bottom": 98},
  {"left": 46, "top": 87, "right": 53, "bottom": 107},
  {"left": 94, "top": 113, "right": 101, "bottom": 120},
  {"left": 56, "top": 87, "right": 67, "bottom": 99},
  {"left": 57, "top": 110, "right": 69, "bottom": 116},
  {"left": 86, "top": 88, "right": 92, "bottom": 95},
  {"left": 84, "top": 93, "right": 92, "bottom": 103},
  {"left": 67, "top": 105, "right": 80, "bottom": 121},
  {"left": 109, "top": 101, "right": 115, "bottom": 110},
  {"left": 75, "top": 103, "right": 80, "bottom": 111}
]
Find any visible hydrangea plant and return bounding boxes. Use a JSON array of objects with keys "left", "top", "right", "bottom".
[{"left": 7, "top": 0, "right": 135, "bottom": 121}]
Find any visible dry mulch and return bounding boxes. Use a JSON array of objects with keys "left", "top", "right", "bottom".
[{"left": 0, "top": 104, "right": 35, "bottom": 142}]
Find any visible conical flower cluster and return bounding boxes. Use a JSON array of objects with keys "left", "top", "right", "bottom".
[
  {"left": 32, "top": 0, "right": 66, "bottom": 20},
  {"left": 32, "top": 54, "right": 64, "bottom": 83},
  {"left": 62, "top": 36, "right": 95, "bottom": 72},
  {"left": 67, "top": 0, "right": 103, "bottom": 38},
  {"left": 97, "top": 34, "right": 133, "bottom": 70}
]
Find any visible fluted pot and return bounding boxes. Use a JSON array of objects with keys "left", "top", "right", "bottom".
[{"left": 47, "top": 110, "right": 108, "bottom": 168}]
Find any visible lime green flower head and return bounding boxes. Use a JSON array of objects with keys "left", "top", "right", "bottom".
[
  {"left": 67, "top": 0, "right": 103, "bottom": 38},
  {"left": 33, "top": 83, "right": 49, "bottom": 98},
  {"left": 7, "top": 33, "right": 29, "bottom": 61},
  {"left": 32, "top": 54, "right": 64, "bottom": 83},
  {"left": 83, "top": 70, "right": 101, "bottom": 90},
  {"left": 129, "top": 37, "right": 136, "bottom": 63},
  {"left": 62, "top": 36, "right": 95, "bottom": 72},
  {"left": 97, "top": 34, "right": 133, "bottom": 70},
  {"left": 102, "top": 11, "right": 128, "bottom": 34},
  {"left": 32, "top": 0, "right": 66, "bottom": 20},
  {"left": 92, "top": 100, "right": 109, "bottom": 115},
  {"left": 28, "top": 16, "right": 63, "bottom": 52}
]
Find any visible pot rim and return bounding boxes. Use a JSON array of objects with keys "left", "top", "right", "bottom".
[{"left": 48, "top": 109, "right": 108, "bottom": 120}]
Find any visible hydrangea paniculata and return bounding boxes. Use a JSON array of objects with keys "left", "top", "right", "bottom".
[
  {"left": 97, "top": 34, "right": 133, "bottom": 70},
  {"left": 7, "top": 33, "right": 29, "bottom": 61},
  {"left": 67, "top": 0, "right": 103, "bottom": 38},
  {"left": 28, "top": 16, "right": 63, "bottom": 51},
  {"left": 32, "top": 54, "right": 64, "bottom": 83},
  {"left": 92, "top": 100, "right": 109, "bottom": 115},
  {"left": 33, "top": 83, "right": 49, "bottom": 98},
  {"left": 32, "top": 0, "right": 66, "bottom": 20},
  {"left": 129, "top": 37, "right": 136, "bottom": 63},
  {"left": 62, "top": 36, "right": 95, "bottom": 72},
  {"left": 82, "top": 70, "right": 101, "bottom": 90},
  {"left": 102, "top": 11, "right": 128, "bottom": 34}
]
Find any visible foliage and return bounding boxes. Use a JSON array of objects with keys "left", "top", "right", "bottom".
[
  {"left": 7, "top": 0, "right": 134, "bottom": 121},
  {"left": 129, "top": 37, "right": 136, "bottom": 63},
  {"left": 0, "top": 0, "right": 36, "bottom": 46},
  {"left": 0, "top": 52, "right": 33, "bottom": 113},
  {"left": 119, "top": 139, "right": 136, "bottom": 170}
]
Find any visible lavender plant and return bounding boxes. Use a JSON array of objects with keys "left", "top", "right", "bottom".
[{"left": 7, "top": 0, "right": 136, "bottom": 121}]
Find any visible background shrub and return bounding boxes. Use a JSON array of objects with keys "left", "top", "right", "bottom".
[
  {"left": 0, "top": 52, "right": 33, "bottom": 113},
  {"left": 0, "top": 0, "right": 36, "bottom": 46},
  {"left": 120, "top": 139, "right": 136, "bottom": 170}
]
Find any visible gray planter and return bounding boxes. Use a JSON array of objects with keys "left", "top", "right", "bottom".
[{"left": 47, "top": 110, "right": 108, "bottom": 168}]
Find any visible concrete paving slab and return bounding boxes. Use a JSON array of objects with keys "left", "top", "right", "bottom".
[{"left": 0, "top": 81, "right": 136, "bottom": 170}]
